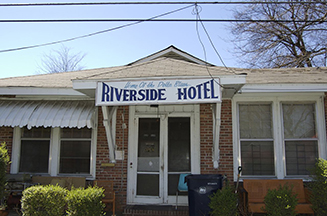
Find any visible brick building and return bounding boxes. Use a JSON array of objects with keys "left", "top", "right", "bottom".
[{"left": 0, "top": 46, "right": 326, "bottom": 214}]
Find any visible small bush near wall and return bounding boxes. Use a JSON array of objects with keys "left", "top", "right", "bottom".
[
  {"left": 66, "top": 186, "right": 105, "bottom": 216},
  {"left": 263, "top": 184, "right": 298, "bottom": 216},
  {"left": 0, "top": 142, "right": 10, "bottom": 205},
  {"left": 310, "top": 158, "right": 327, "bottom": 216},
  {"left": 209, "top": 181, "right": 238, "bottom": 216},
  {"left": 21, "top": 185, "right": 67, "bottom": 216}
]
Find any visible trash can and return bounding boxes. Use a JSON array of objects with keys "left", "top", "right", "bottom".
[{"left": 185, "top": 174, "right": 223, "bottom": 216}]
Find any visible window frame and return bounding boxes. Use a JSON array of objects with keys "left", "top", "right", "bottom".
[
  {"left": 11, "top": 126, "right": 97, "bottom": 179},
  {"left": 19, "top": 127, "right": 51, "bottom": 174},
  {"left": 238, "top": 103, "right": 275, "bottom": 176},
  {"left": 281, "top": 102, "right": 319, "bottom": 176},
  {"left": 232, "top": 93, "right": 327, "bottom": 181},
  {"left": 59, "top": 128, "right": 92, "bottom": 174}
]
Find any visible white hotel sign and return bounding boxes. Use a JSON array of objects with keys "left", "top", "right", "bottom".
[{"left": 96, "top": 78, "right": 221, "bottom": 106}]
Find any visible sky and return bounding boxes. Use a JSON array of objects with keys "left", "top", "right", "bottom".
[{"left": 0, "top": 0, "right": 242, "bottom": 79}]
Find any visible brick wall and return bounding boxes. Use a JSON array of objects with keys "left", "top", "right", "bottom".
[
  {"left": 199, "top": 103, "right": 214, "bottom": 174},
  {"left": 199, "top": 101, "right": 234, "bottom": 182},
  {"left": 96, "top": 106, "right": 129, "bottom": 211},
  {"left": 218, "top": 100, "right": 233, "bottom": 181}
]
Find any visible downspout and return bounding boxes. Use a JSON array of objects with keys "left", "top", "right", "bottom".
[
  {"left": 213, "top": 102, "right": 222, "bottom": 169},
  {"left": 102, "top": 106, "right": 118, "bottom": 163}
]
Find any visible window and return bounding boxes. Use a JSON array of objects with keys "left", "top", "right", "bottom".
[
  {"left": 19, "top": 127, "right": 51, "bottom": 173},
  {"left": 60, "top": 128, "right": 92, "bottom": 174},
  {"left": 282, "top": 103, "right": 318, "bottom": 175},
  {"left": 239, "top": 104, "right": 274, "bottom": 175},
  {"left": 234, "top": 95, "right": 325, "bottom": 179},
  {"left": 13, "top": 126, "right": 94, "bottom": 177}
]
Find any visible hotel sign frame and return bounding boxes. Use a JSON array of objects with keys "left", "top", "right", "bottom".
[{"left": 96, "top": 78, "right": 221, "bottom": 106}]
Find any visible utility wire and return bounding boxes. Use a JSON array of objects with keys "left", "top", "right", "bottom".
[
  {"left": 193, "top": 4, "right": 231, "bottom": 76},
  {"left": 193, "top": 4, "right": 239, "bottom": 92},
  {"left": 0, "top": 4, "right": 194, "bottom": 53},
  {"left": 1, "top": 19, "right": 327, "bottom": 23},
  {"left": 1, "top": 1, "right": 326, "bottom": 6},
  {"left": 194, "top": 4, "right": 229, "bottom": 70}
]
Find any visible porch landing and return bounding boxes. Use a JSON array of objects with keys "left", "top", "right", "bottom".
[{"left": 123, "top": 205, "right": 189, "bottom": 216}]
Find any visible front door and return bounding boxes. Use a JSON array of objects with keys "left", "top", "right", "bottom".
[{"left": 127, "top": 105, "right": 200, "bottom": 205}]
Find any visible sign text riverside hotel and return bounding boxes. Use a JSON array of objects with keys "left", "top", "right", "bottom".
[{"left": 96, "top": 79, "right": 221, "bottom": 106}]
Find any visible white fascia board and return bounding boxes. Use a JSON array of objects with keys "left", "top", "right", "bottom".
[
  {"left": 0, "top": 87, "right": 85, "bottom": 96},
  {"left": 241, "top": 83, "right": 327, "bottom": 93},
  {"left": 220, "top": 75, "right": 246, "bottom": 85},
  {"left": 72, "top": 80, "right": 97, "bottom": 90}
]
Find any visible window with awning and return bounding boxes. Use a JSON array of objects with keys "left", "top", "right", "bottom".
[{"left": 8, "top": 100, "right": 97, "bottom": 177}]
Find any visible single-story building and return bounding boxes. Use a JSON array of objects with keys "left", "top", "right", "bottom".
[{"left": 0, "top": 46, "right": 326, "bottom": 214}]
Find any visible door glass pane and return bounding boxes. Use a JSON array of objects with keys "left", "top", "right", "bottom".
[
  {"left": 137, "top": 174, "right": 159, "bottom": 196},
  {"left": 168, "top": 117, "right": 190, "bottom": 172},
  {"left": 168, "top": 174, "right": 188, "bottom": 196},
  {"left": 137, "top": 118, "right": 160, "bottom": 172},
  {"left": 241, "top": 141, "right": 274, "bottom": 175},
  {"left": 137, "top": 118, "right": 160, "bottom": 196},
  {"left": 285, "top": 141, "right": 318, "bottom": 175}
]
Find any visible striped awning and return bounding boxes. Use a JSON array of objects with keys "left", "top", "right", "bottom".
[{"left": 0, "top": 100, "right": 95, "bottom": 129}]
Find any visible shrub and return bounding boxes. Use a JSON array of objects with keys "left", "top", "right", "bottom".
[
  {"left": 21, "top": 185, "right": 67, "bottom": 216},
  {"left": 263, "top": 184, "right": 298, "bottom": 216},
  {"left": 66, "top": 186, "right": 105, "bottom": 216},
  {"left": 310, "top": 158, "right": 327, "bottom": 216},
  {"left": 209, "top": 181, "right": 238, "bottom": 216},
  {"left": 0, "top": 142, "right": 10, "bottom": 204}
]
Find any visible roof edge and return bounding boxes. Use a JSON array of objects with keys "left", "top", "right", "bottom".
[{"left": 127, "top": 45, "right": 215, "bottom": 66}]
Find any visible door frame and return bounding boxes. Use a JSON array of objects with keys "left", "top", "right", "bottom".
[{"left": 127, "top": 105, "right": 200, "bottom": 205}]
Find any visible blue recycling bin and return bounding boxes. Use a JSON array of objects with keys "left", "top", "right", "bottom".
[{"left": 185, "top": 174, "right": 223, "bottom": 216}]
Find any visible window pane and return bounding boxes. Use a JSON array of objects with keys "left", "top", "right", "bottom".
[
  {"left": 19, "top": 140, "right": 50, "bottom": 173},
  {"left": 61, "top": 127, "right": 92, "bottom": 138},
  {"left": 239, "top": 104, "right": 272, "bottom": 139},
  {"left": 285, "top": 141, "right": 318, "bottom": 175},
  {"left": 60, "top": 141, "right": 91, "bottom": 174},
  {"left": 241, "top": 141, "right": 274, "bottom": 175},
  {"left": 283, "top": 104, "right": 316, "bottom": 139},
  {"left": 22, "top": 127, "right": 51, "bottom": 138}
]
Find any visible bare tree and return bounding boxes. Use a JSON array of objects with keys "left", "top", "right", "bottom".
[
  {"left": 37, "top": 45, "right": 86, "bottom": 73},
  {"left": 231, "top": 0, "right": 327, "bottom": 68}
]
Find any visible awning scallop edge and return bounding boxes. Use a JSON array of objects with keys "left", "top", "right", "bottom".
[{"left": 0, "top": 100, "right": 95, "bottom": 129}]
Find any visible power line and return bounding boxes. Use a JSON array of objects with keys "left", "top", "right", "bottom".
[
  {"left": 1, "top": 1, "right": 326, "bottom": 6},
  {"left": 193, "top": 4, "right": 229, "bottom": 70},
  {"left": 0, "top": 4, "right": 194, "bottom": 53},
  {"left": 1, "top": 19, "right": 326, "bottom": 23}
]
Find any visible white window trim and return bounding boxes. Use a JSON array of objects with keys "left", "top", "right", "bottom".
[
  {"left": 11, "top": 125, "right": 97, "bottom": 179},
  {"left": 232, "top": 93, "right": 327, "bottom": 181}
]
